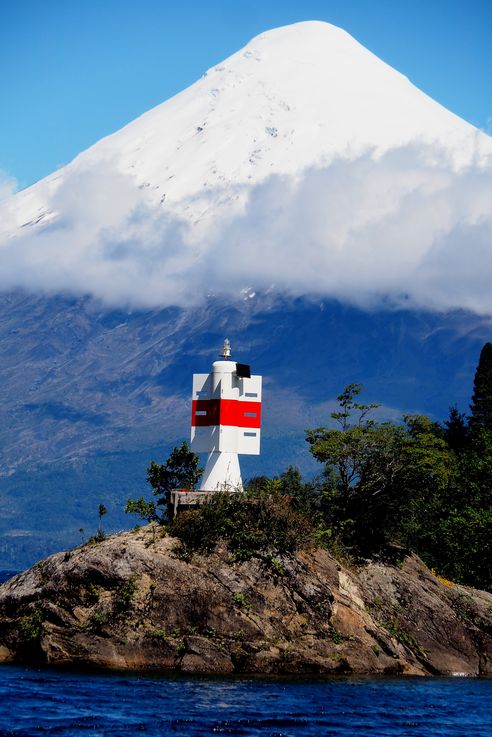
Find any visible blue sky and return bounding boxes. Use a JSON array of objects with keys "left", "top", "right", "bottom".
[{"left": 1, "top": 0, "right": 490, "bottom": 190}]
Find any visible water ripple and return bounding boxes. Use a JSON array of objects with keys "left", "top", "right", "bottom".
[{"left": 0, "top": 666, "right": 490, "bottom": 737}]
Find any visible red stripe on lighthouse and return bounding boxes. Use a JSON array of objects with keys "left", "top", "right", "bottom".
[
  {"left": 220, "top": 399, "right": 261, "bottom": 428},
  {"left": 192, "top": 399, "right": 220, "bottom": 426},
  {"left": 192, "top": 399, "right": 261, "bottom": 428}
]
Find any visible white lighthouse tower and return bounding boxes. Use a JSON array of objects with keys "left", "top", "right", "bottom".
[
  {"left": 191, "top": 339, "right": 262, "bottom": 492},
  {"left": 169, "top": 340, "right": 262, "bottom": 515}
]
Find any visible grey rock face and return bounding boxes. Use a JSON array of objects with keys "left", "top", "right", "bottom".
[{"left": 0, "top": 527, "right": 490, "bottom": 676}]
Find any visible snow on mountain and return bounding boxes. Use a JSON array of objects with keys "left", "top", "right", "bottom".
[
  {"left": 6, "top": 21, "right": 491, "bottom": 235},
  {"left": 1, "top": 21, "right": 492, "bottom": 313},
  {"left": 70, "top": 20, "right": 491, "bottom": 202}
]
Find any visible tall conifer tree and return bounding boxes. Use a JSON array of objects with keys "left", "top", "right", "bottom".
[
  {"left": 469, "top": 342, "right": 492, "bottom": 437},
  {"left": 444, "top": 405, "right": 470, "bottom": 453}
]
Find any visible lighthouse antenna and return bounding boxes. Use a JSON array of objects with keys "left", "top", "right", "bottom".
[{"left": 221, "top": 338, "right": 231, "bottom": 360}]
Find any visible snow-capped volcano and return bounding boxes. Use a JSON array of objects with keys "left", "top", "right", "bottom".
[
  {"left": 70, "top": 20, "right": 491, "bottom": 198},
  {"left": 6, "top": 21, "right": 491, "bottom": 232},
  {"left": 1, "top": 21, "right": 492, "bottom": 568},
  {"left": 1, "top": 21, "right": 492, "bottom": 313}
]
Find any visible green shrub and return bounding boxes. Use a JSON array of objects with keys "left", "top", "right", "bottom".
[
  {"left": 85, "top": 583, "right": 102, "bottom": 605},
  {"left": 168, "top": 484, "right": 314, "bottom": 561},
  {"left": 87, "top": 611, "right": 107, "bottom": 632},
  {"left": 232, "top": 592, "right": 251, "bottom": 608},
  {"left": 20, "top": 607, "right": 43, "bottom": 642},
  {"left": 150, "top": 628, "right": 168, "bottom": 642},
  {"left": 113, "top": 576, "right": 138, "bottom": 617}
]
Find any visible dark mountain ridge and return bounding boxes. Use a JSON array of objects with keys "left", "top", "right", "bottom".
[{"left": 1, "top": 289, "right": 490, "bottom": 568}]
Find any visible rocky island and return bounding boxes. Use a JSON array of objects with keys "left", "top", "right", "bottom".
[{"left": 0, "top": 525, "right": 490, "bottom": 676}]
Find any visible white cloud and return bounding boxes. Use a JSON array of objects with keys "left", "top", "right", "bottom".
[
  {"left": 0, "top": 169, "right": 18, "bottom": 202},
  {"left": 0, "top": 144, "right": 492, "bottom": 314},
  {"left": 204, "top": 145, "right": 492, "bottom": 314}
]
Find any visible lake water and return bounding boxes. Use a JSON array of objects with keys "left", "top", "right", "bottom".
[
  {"left": 1, "top": 572, "right": 491, "bottom": 736},
  {"left": 0, "top": 665, "right": 490, "bottom": 737},
  {"left": 0, "top": 573, "right": 17, "bottom": 585}
]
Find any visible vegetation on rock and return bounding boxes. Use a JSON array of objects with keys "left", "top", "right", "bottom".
[
  {"left": 169, "top": 483, "right": 313, "bottom": 561},
  {"left": 126, "top": 345, "right": 492, "bottom": 592},
  {"left": 2, "top": 525, "right": 490, "bottom": 676},
  {"left": 303, "top": 345, "right": 492, "bottom": 591},
  {"left": 126, "top": 442, "right": 202, "bottom": 523},
  {"left": 469, "top": 342, "right": 492, "bottom": 438}
]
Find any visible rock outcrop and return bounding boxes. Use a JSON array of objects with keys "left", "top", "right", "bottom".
[{"left": 0, "top": 526, "right": 490, "bottom": 675}]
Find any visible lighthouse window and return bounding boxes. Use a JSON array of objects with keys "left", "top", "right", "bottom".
[
  {"left": 195, "top": 410, "right": 207, "bottom": 416},
  {"left": 244, "top": 431, "right": 257, "bottom": 437},
  {"left": 245, "top": 392, "right": 258, "bottom": 398},
  {"left": 244, "top": 412, "right": 257, "bottom": 417}
]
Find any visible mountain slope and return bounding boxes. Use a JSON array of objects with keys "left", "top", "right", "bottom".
[{"left": 0, "top": 289, "right": 490, "bottom": 569}]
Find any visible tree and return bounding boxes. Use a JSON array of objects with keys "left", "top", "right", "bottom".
[
  {"left": 306, "top": 384, "right": 394, "bottom": 501},
  {"left": 126, "top": 442, "right": 202, "bottom": 524},
  {"left": 146, "top": 441, "right": 202, "bottom": 506},
  {"left": 306, "top": 385, "right": 453, "bottom": 556},
  {"left": 277, "top": 465, "right": 305, "bottom": 496},
  {"left": 469, "top": 342, "right": 492, "bottom": 438},
  {"left": 169, "top": 483, "right": 314, "bottom": 561},
  {"left": 443, "top": 405, "right": 470, "bottom": 454},
  {"left": 98, "top": 504, "right": 107, "bottom": 534},
  {"left": 435, "top": 433, "right": 492, "bottom": 590}
]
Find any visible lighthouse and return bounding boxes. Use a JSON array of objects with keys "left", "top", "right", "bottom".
[
  {"left": 191, "top": 339, "right": 262, "bottom": 491},
  {"left": 169, "top": 340, "right": 262, "bottom": 515}
]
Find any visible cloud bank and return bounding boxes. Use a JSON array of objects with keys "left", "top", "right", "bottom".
[
  {"left": 0, "top": 170, "right": 17, "bottom": 202},
  {"left": 1, "top": 144, "right": 492, "bottom": 314}
]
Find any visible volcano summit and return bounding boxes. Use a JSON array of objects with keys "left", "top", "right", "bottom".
[{"left": 1, "top": 21, "right": 491, "bottom": 312}]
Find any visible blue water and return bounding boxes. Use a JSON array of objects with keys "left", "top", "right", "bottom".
[
  {"left": 0, "top": 666, "right": 490, "bottom": 737},
  {"left": 1, "top": 571, "right": 490, "bottom": 735},
  {"left": 0, "top": 572, "right": 17, "bottom": 584}
]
